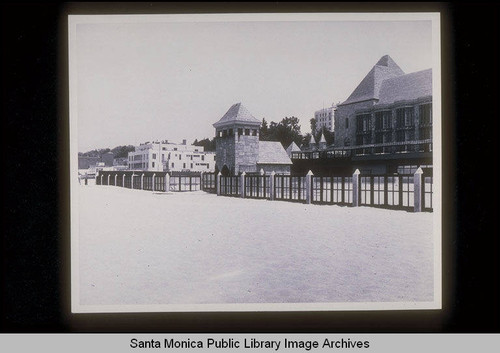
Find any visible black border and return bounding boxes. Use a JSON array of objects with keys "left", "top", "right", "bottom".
[{"left": 1, "top": 2, "right": 498, "bottom": 333}]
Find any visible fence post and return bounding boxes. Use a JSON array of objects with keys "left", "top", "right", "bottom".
[
  {"left": 306, "top": 170, "right": 313, "bottom": 204},
  {"left": 240, "top": 172, "right": 246, "bottom": 198},
  {"left": 413, "top": 167, "right": 423, "bottom": 212},
  {"left": 100, "top": 174, "right": 103, "bottom": 185},
  {"left": 352, "top": 169, "right": 360, "bottom": 207},
  {"left": 141, "top": 173, "right": 144, "bottom": 190},
  {"left": 152, "top": 173, "right": 156, "bottom": 191},
  {"left": 114, "top": 174, "right": 117, "bottom": 186},
  {"left": 165, "top": 173, "right": 170, "bottom": 192},
  {"left": 216, "top": 172, "right": 221, "bottom": 196},
  {"left": 200, "top": 171, "right": 204, "bottom": 191},
  {"left": 270, "top": 171, "right": 275, "bottom": 201}
]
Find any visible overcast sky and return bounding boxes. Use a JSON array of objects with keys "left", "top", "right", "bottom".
[{"left": 72, "top": 15, "right": 435, "bottom": 152}]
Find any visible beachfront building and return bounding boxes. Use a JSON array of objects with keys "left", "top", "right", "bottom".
[
  {"left": 291, "top": 55, "right": 433, "bottom": 175},
  {"left": 213, "top": 103, "right": 292, "bottom": 175},
  {"left": 127, "top": 140, "right": 216, "bottom": 172}
]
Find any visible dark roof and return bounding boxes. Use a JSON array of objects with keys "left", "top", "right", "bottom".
[
  {"left": 213, "top": 102, "right": 261, "bottom": 128},
  {"left": 258, "top": 141, "right": 292, "bottom": 165},
  {"left": 375, "top": 69, "right": 432, "bottom": 105},
  {"left": 340, "top": 55, "right": 405, "bottom": 106}
]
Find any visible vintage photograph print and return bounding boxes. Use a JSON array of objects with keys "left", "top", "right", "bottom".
[{"left": 69, "top": 13, "right": 441, "bottom": 313}]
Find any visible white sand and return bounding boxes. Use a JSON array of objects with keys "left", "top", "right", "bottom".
[{"left": 77, "top": 184, "right": 434, "bottom": 305}]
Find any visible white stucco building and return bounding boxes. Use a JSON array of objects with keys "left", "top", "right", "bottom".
[
  {"left": 128, "top": 139, "right": 216, "bottom": 172},
  {"left": 314, "top": 104, "right": 337, "bottom": 132}
]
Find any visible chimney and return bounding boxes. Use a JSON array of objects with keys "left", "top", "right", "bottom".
[{"left": 182, "top": 139, "right": 187, "bottom": 145}]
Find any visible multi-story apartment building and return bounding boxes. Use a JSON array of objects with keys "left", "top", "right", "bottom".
[
  {"left": 127, "top": 139, "right": 216, "bottom": 172},
  {"left": 314, "top": 104, "right": 336, "bottom": 132}
]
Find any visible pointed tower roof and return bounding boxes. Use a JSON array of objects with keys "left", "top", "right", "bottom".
[
  {"left": 213, "top": 102, "right": 261, "bottom": 128},
  {"left": 310, "top": 134, "right": 317, "bottom": 145},
  {"left": 285, "top": 141, "right": 301, "bottom": 157},
  {"left": 319, "top": 132, "right": 326, "bottom": 144},
  {"left": 340, "top": 55, "right": 405, "bottom": 106}
]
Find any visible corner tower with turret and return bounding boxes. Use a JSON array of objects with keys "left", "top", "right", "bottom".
[{"left": 213, "top": 103, "right": 261, "bottom": 175}]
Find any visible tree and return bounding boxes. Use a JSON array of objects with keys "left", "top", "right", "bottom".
[
  {"left": 193, "top": 137, "right": 216, "bottom": 151},
  {"left": 260, "top": 118, "right": 269, "bottom": 140},
  {"left": 261, "top": 116, "right": 303, "bottom": 148},
  {"left": 310, "top": 118, "right": 317, "bottom": 134},
  {"left": 111, "top": 145, "right": 135, "bottom": 159}
]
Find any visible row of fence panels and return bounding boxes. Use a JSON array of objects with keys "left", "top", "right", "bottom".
[
  {"left": 97, "top": 171, "right": 433, "bottom": 212},
  {"left": 216, "top": 173, "right": 432, "bottom": 212},
  {"left": 96, "top": 172, "right": 200, "bottom": 192}
]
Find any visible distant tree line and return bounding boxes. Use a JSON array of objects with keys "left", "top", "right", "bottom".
[
  {"left": 83, "top": 116, "right": 335, "bottom": 158},
  {"left": 192, "top": 116, "right": 335, "bottom": 151},
  {"left": 79, "top": 145, "right": 135, "bottom": 159},
  {"left": 192, "top": 138, "right": 216, "bottom": 151}
]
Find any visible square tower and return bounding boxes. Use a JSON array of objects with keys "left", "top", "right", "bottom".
[{"left": 213, "top": 103, "right": 261, "bottom": 175}]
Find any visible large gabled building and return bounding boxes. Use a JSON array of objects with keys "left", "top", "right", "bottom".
[
  {"left": 291, "top": 55, "right": 434, "bottom": 175},
  {"left": 332, "top": 55, "right": 433, "bottom": 174}
]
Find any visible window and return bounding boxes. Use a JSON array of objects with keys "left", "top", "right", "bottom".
[
  {"left": 245, "top": 128, "right": 250, "bottom": 135},
  {"left": 171, "top": 162, "right": 174, "bottom": 168},
  {"left": 152, "top": 153, "right": 156, "bottom": 159},
  {"left": 396, "top": 130, "right": 405, "bottom": 142},
  {"left": 179, "top": 155, "right": 181, "bottom": 160},
  {"left": 345, "top": 118, "right": 349, "bottom": 129},
  {"left": 356, "top": 114, "right": 371, "bottom": 132},
  {"left": 419, "top": 104, "right": 432, "bottom": 126},
  {"left": 152, "top": 162, "right": 155, "bottom": 168},
  {"left": 202, "top": 155, "right": 204, "bottom": 161},
  {"left": 190, "top": 163, "right": 193, "bottom": 168},
  {"left": 252, "top": 129, "right": 257, "bottom": 136},
  {"left": 174, "top": 148, "right": 177, "bottom": 151},
  {"left": 229, "top": 128, "right": 233, "bottom": 136},
  {"left": 396, "top": 107, "right": 414, "bottom": 127},
  {"left": 238, "top": 128, "right": 243, "bottom": 136},
  {"left": 183, "top": 163, "right": 186, "bottom": 169}
]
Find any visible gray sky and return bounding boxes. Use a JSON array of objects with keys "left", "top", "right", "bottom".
[{"left": 74, "top": 17, "right": 434, "bottom": 152}]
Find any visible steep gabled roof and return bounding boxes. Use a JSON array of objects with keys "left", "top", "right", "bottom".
[
  {"left": 319, "top": 132, "right": 326, "bottom": 143},
  {"left": 375, "top": 69, "right": 432, "bottom": 105},
  {"left": 285, "top": 141, "right": 301, "bottom": 156},
  {"left": 340, "top": 55, "right": 405, "bottom": 106},
  {"left": 258, "top": 141, "right": 292, "bottom": 165},
  {"left": 310, "top": 134, "right": 317, "bottom": 145},
  {"left": 213, "top": 102, "right": 261, "bottom": 128}
]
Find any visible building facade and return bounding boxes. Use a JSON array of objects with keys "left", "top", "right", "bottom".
[
  {"left": 332, "top": 55, "right": 433, "bottom": 173},
  {"left": 213, "top": 103, "right": 292, "bottom": 175},
  {"left": 291, "top": 55, "right": 433, "bottom": 175},
  {"left": 314, "top": 104, "right": 336, "bottom": 132},
  {"left": 127, "top": 140, "right": 216, "bottom": 172},
  {"left": 334, "top": 55, "right": 432, "bottom": 151}
]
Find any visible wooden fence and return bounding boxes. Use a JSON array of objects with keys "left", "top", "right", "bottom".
[
  {"left": 95, "top": 169, "right": 433, "bottom": 212},
  {"left": 95, "top": 170, "right": 201, "bottom": 192},
  {"left": 212, "top": 169, "right": 433, "bottom": 212}
]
